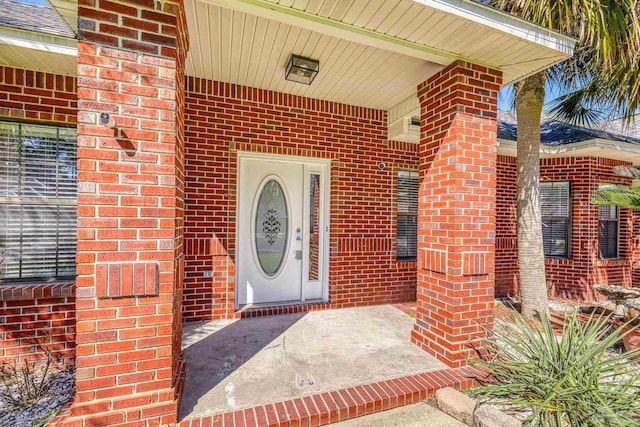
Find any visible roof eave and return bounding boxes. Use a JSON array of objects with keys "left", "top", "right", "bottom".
[
  {"left": 414, "top": 0, "right": 575, "bottom": 55},
  {"left": 0, "top": 25, "right": 77, "bottom": 56},
  {"left": 498, "top": 138, "right": 640, "bottom": 166}
]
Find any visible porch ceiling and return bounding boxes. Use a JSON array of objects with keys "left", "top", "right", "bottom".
[
  {"left": 185, "top": 0, "right": 444, "bottom": 110},
  {"left": 0, "top": 0, "right": 574, "bottom": 111},
  {"left": 186, "top": 0, "right": 574, "bottom": 110}
]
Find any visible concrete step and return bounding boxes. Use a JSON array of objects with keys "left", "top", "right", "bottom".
[
  {"left": 179, "top": 368, "right": 473, "bottom": 427},
  {"left": 332, "top": 401, "right": 468, "bottom": 427}
]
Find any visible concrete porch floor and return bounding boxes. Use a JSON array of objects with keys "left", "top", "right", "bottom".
[{"left": 179, "top": 304, "right": 446, "bottom": 421}]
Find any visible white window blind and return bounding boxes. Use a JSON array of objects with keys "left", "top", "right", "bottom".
[
  {"left": 598, "top": 184, "right": 619, "bottom": 259},
  {"left": 397, "top": 170, "right": 418, "bottom": 260},
  {"left": 0, "top": 121, "right": 77, "bottom": 282},
  {"left": 540, "top": 181, "right": 570, "bottom": 258}
]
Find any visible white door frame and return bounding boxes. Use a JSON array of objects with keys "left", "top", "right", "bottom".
[{"left": 235, "top": 151, "right": 331, "bottom": 309}]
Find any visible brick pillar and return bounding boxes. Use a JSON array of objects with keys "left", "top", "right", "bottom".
[
  {"left": 412, "top": 61, "right": 502, "bottom": 368},
  {"left": 633, "top": 210, "right": 640, "bottom": 287},
  {"left": 72, "top": 1, "right": 188, "bottom": 425}
]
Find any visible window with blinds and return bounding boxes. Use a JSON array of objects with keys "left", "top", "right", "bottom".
[
  {"left": 0, "top": 121, "right": 77, "bottom": 282},
  {"left": 598, "top": 185, "right": 619, "bottom": 259},
  {"left": 540, "top": 181, "right": 570, "bottom": 258},
  {"left": 397, "top": 170, "right": 418, "bottom": 261}
]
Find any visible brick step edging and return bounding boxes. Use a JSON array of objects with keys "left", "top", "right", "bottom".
[
  {"left": 179, "top": 368, "right": 473, "bottom": 427},
  {"left": 237, "top": 302, "right": 331, "bottom": 318}
]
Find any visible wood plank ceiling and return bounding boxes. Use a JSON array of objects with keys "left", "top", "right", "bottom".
[
  {"left": 261, "top": 0, "right": 569, "bottom": 83},
  {"left": 186, "top": 0, "right": 570, "bottom": 110},
  {"left": 184, "top": 0, "right": 444, "bottom": 110},
  {"left": 0, "top": 0, "right": 571, "bottom": 111}
]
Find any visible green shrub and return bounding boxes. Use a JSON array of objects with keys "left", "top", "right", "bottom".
[{"left": 471, "top": 311, "right": 640, "bottom": 426}]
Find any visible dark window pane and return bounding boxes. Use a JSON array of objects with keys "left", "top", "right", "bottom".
[
  {"left": 540, "top": 182, "right": 570, "bottom": 258},
  {"left": 598, "top": 202, "right": 618, "bottom": 259},
  {"left": 397, "top": 171, "right": 418, "bottom": 260},
  {"left": 599, "top": 220, "right": 618, "bottom": 259},
  {"left": 542, "top": 218, "right": 568, "bottom": 257},
  {"left": 308, "top": 174, "right": 320, "bottom": 281}
]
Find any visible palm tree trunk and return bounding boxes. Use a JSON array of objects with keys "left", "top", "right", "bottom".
[{"left": 515, "top": 71, "right": 549, "bottom": 318}]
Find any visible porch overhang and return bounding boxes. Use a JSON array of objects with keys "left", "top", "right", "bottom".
[
  {"left": 186, "top": 0, "right": 574, "bottom": 110},
  {"left": 0, "top": 0, "right": 574, "bottom": 111}
]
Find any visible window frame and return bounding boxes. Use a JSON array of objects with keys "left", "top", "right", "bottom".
[
  {"left": 396, "top": 169, "right": 419, "bottom": 262},
  {"left": 540, "top": 181, "right": 571, "bottom": 259},
  {"left": 0, "top": 120, "right": 77, "bottom": 284},
  {"left": 598, "top": 183, "right": 620, "bottom": 260}
]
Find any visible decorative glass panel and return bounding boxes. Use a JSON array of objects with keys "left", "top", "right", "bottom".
[
  {"left": 255, "top": 179, "right": 288, "bottom": 276},
  {"left": 308, "top": 174, "right": 320, "bottom": 280}
]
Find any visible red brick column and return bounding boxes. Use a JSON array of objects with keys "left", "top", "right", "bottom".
[
  {"left": 71, "top": 1, "right": 188, "bottom": 425},
  {"left": 412, "top": 61, "right": 502, "bottom": 367}
]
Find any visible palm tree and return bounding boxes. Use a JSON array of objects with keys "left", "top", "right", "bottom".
[{"left": 487, "top": 0, "right": 640, "bottom": 318}]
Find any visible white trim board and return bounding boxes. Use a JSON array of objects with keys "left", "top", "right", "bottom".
[{"left": 0, "top": 25, "right": 77, "bottom": 57}]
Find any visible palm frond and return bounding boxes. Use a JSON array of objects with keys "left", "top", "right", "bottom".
[
  {"left": 591, "top": 165, "right": 640, "bottom": 209},
  {"left": 471, "top": 311, "right": 640, "bottom": 426},
  {"left": 487, "top": 0, "right": 640, "bottom": 125},
  {"left": 592, "top": 184, "right": 640, "bottom": 209},
  {"left": 613, "top": 165, "right": 640, "bottom": 180},
  {"left": 548, "top": 91, "right": 604, "bottom": 126}
]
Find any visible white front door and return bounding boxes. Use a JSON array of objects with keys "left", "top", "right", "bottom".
[{"left": 237, "top": 154, "right": 329, "bottom": 306}]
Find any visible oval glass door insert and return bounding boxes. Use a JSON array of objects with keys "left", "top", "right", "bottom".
[{"left": 255, "top": 179, "right": 289, "bottom": 276}]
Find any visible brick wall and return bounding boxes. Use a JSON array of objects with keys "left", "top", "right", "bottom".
[
  {"left": 0, "top": 66, "right": 76, "bottom": 124},
  {"left": 0, "top": 284, "right": 75, "bottom": 368},
  {"left": 183, "top": 78, "right": 419, "bottom": 322},
  {"left": 0, "top": 65, "right": 77, "bottom": 368},
  {"left": 496, "top": 155, "right": 634, "bottom": 300}
]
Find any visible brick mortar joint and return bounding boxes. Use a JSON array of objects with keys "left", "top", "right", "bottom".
[
  {"left": 185, "top": 77, "right": 386, "bottom": 120},
  {"left": 0, "top": 282, "right": 75, "bottom": 302},
  {"left": 81, "top": 0, "right": 183, "bottom": 18}
]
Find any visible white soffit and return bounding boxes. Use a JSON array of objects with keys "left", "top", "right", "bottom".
[
  {"left": 185, "top": 0, "right": 444, "bottom": 109},
  {"left": 192, "top": 0, "right": 574, "bottom": 88},
  {"left": 47, "top": 0, "right": 78, "bottom": 35},
  {"left": 498, "top": 139, "right": 640, "bottom": 166},
  {"left": 0, "top": 26, "right": 77, "bottom": 76}
]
